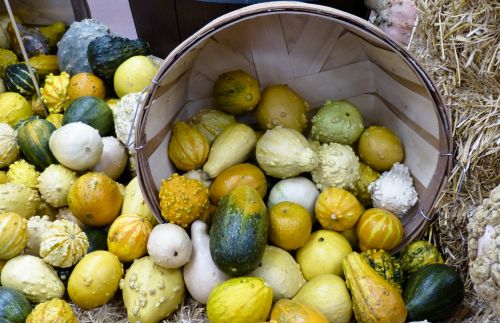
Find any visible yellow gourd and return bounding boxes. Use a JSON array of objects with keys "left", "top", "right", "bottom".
[
  {"left": 270, "top": 299, "right": 329, "bottom": 323},
  {"left": 168, "top": 121, "right": 210, "bottom": 171},
  {"left": 0, "top": 212, "right": 28, "bottom": 259},
  {"left": 28, "top": 55, "right": 60, "bottom": 78},
  {"left": 6, "top": 159, "right": 39, "bottom": 189},
  {"left": 26, "top": 298, "right": 77, "bottom": 323},
  {"left": 356, "top": 208, "right": 404, "bottom": 251},
  {"left": 342, "top": 252, "right": 407, "bottom": 323},
  {"left": 107, "top": 213, "right": 152, "bottom": 262},
  {"left": 45, "top": 113, "right": 63, "bottom": 128},
  {"left": 158, "top": 173, "right": 210, "bottom": 227},
  {"left": 315, "top": 187, "right": 364, "bottom": 231},
  {"left": 0, "top": 49, "right": 18, "bottom": 77},
  {"left": 41, "top": 72, "right": 70, "bottom": 113}
]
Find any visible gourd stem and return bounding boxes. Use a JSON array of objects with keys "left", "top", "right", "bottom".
[{"left": 3, "top": 0, "right": 48, "bottom": 117}]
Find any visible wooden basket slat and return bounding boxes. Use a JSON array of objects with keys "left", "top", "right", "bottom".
[{"left": 322, "top": 32, "right": 369, "bottom": 70}]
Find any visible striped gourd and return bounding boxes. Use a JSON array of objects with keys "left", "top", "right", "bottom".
[
  {"left": 107, "top": 213, "right": 152, "bottom": 263},
  {"left": 0, "top": 212, "right": 29, "bottom": 259},
  {"left": 28, "top": 55, "right": 60, "bottom": 78},
  {"left": 40, "top": 219, "right": 89, "bottom": 268},
  {"left": 4, "top": 63, "right": 38, "bottom": 97},
  {"left": 16, "top": 117, "right": 58, "bottom": 170},
  {"left": 356, "top": 208, "right": 404, "bottom": 251}
]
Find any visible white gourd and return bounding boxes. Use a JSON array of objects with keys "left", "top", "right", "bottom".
[
  {"left": 0, "top": 122, "right": 19, "bottom": 168},
  {"left": 25, "top": 215, "right": 52, "bottom": 257},
  {"left": 37, "top": 164, "right": 78, "bottom": 207},
  {"left": 147, "top": 223, "right": 192, "bottom": 269},
  {"left": 183, "top": 220, "right": 229, "bottom": 304},
  {"left": 55, "top": 207, "right": 87, "bottom": 230},
  {"left": 49, "top": 122, "right": 103, "bottom": 171},
  {"left": 91, "top": 136, "right": 127, "bottom": 179}
]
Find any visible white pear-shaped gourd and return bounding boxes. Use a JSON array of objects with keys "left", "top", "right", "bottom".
[
  {"left": 49, "top": 122, "right": 103, "bottom": 171},
  {"left": 183, "top": 220, "right": 229, "bottom": 304},
  {"left": 147, "top": 223, "right": 192, "bottom": 268},
  {"left": 91, "top": 136, "right": 127, "bottom": 179}
]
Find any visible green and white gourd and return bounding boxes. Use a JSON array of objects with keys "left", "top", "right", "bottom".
[
  {"left": 0, "top": 123, "right": 19, "bottom": 168},
  {"left": 37, "top": 164, "right": 78, "bottom": 208}
]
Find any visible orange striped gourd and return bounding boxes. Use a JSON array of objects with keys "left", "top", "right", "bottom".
[
  {"left": 168, "top": 121, "right": 210, "bottom": 171},
  {"left": 0, "top": 212, "right": 28, "bottom": 259},
  {"left": 107, "top": 213, "right": 153, "bottom": 262},
  {"left": 356, "top": 208, "right": 403, "bottom": 251},
  {"left": 40, "top": 219, "right": 89, "bottom": 268}
]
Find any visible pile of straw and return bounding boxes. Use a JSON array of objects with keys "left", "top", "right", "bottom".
[{"left": 75, "top": 0, "right": 499, "bottom": 321}]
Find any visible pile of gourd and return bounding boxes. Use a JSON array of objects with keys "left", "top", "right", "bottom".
[{"left": 0, "top": 16, "right": 465, "bottom": 323}]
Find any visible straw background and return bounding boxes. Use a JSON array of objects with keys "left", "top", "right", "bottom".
[{"left": 75, "top": 0, "right": 499, "bottom": 321}]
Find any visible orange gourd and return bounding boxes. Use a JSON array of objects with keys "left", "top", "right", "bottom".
[
  {"left": 315, "top": 187, "right": 364, "bottom": 231},
  {"left": 356, "top": 208, "right": 403, "bottom": 251},
  {"left": 168, "top": 121, "right": 210, "bottom": 171},
  {"left": 107, "top": 213, "right": 153, "bottom": 262},
  {"left": 67, "top": 72, "right": 106, "bottom": 101},
  {"left": 270, "top": 299, "right": 329, "bottom": 323}
]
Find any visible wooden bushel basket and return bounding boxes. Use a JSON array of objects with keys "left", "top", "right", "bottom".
[{"left": 135, "top": 1, "right": 452, "bottom": 251}]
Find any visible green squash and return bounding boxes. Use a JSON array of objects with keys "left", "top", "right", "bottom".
[
  {"left": 16, "top": 117, "right": 58, "bottom": 170},
  {"left": 210, "top": 185, "right": 268, "bottom": 276},
  {"left": 84, "top": 227, "right": 108, "bottom": 253},
  {"left": 0, "top": 287, "right": 32, "bottom": 323},
  {"left": 400, "top": 240, "right": 444, "bottom": 274},
  {"left": 361, "top": 249, "right": 404, "bottom": 292},
  {"left": 63, "top": 96, "right": 113, "bottom": 136},
  {"left": 4, "top": 63, "right": 38, "bottom": 98},
  {"left": 88, "top": 34, "right": 150, "bottom": 82},
  {"left": 310, "top": 100, "right": 364, "bottom": 145},
  {"left": 404, "top": 264, "right": 464, "bottom": 321}
]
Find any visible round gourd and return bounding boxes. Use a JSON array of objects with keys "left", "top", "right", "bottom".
[
  {"left": 0, "top": 92, "right": 32, "bottom": 127},
  {"left": 16, "top": 117, "right": 58, "bottom": 170},
  {"left": 0, "top": 123, "right": 19, "bottom": 168},
  {"left": 213, "top": 70, "right": 261, "bottom": 115},
  {"left": 121, "top": 256, "right": 184, "bottom": 323},
  {"left": 256, "top": 84, "right": 309, "bottom": 132},
  {"left": 250, "top": 245, "right": 306, "bottom": 301},
  {"left": 0, "top": 183, "right": 41, "bottom": 218},
  {"left": 67, "top": 172, "right": 123, "bottom": 227},
  {"left": 310, "top": 100, "right": 364, "bottom": 145},
  {"left": 1, "top": 255, "right": 65, "bottom": 303},
  {"left": 0, "top": 287, "right": 32, "bottom": 323},
  {"left": 270, "top": 299, "right": 329, "bottom": 323},
  {"left": 107, "top": 213, "right": 152, "bottom": 262},
  {"left": 26, "top": 298, "right": 77, "bottom": 323},
  {"left": 315, "top": 187, "right": 364, "bottom": 231},
  {"left": 207, "top": 277, "right": 273, "bottom": 323},
  {"left": 49, "top": 122, "right": 103, "bottom": 170},
  {"left": 114, "top": 55, "right": 158, "bottom": 98},
  {"left": 358, "top": 126, "right": 404, "bottom": 172},
  {"left": 296, "top": 230, "right": 352, "bottom": 280},
  {"left": 158, "top": 173, "right": 210, "bottom": 227},
  {"left": 210, "top": 163, "right": 267, "bottom": 205},
  {"left": 400, "top": 240, "right": 444, "bottom": 274},
  {"left": 37, "top": 164, "right": 78, "bottom": 208},
  {"left": 6, "top": 159, "right": 39, "bottom": 189},
  {"left": 39, "top": 219, "right": 89, "bottom": 268},
  {"left": 0, "top": 212, "right": 28, "bottom": 260},
  {"left": 63, "top": 96, "right": 113, "bottom": 136},
  {"left": 269, "top": 201, "right": 312, "bottom": 250},
  {"left": 122, "top": 176, "right": 157, "bottom": 225},
  {"left": 91, "top": 136, "right": 127, "bottom": 179},
  {"left": 25, "top": 215, "right": 52, "bottom": 257},
  {"left": 68, "top": 250, "right": 123, "bottom": 309},
  {"left": 4, "top": 63, "right": 38, "bottom": 98},
  {"left": 293, "top": 274, "right": 352, "bottom": 323},
  {"left": 67, "top": 72, "right": 105, "bottom": 101},
  {"left": 168, "top": 121, "right": 210, "bottom": 171},
  {"left": 147, "top": 223, "right": 192, "bottom": 268},
  {"left": 356, "top": 208, "right": 404, "bottom": 251},
  {"left": 267, "top": 176, "right": 320, "bottom": 221}
]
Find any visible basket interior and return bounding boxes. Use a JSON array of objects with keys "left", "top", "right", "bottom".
[{"left": 136, "top": 5, "right": 451, "bottom": 250}]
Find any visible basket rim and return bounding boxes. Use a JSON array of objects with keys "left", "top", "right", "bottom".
[{"left": 135, "top": 1, "right": 453, "bottom": 252}]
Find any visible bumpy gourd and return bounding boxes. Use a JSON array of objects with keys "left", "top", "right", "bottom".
[
  {"left": 45, "top": 113, "right": 64, "bottom": 128},
  {"left": 0, "top": 254, "right": 65, "bottom": 303},
  {"left": 351, "top": 162, "right": 380, "bottom": 207},
  {"left": 0, "top": 92, "right": 32, "bottom": 127},
  {"left": 188, "top": 109, "right": 237, "bottom": 144},
  {"left": 41, "top": 72, "right": 70, "bottom": 113},
  {"left": 311, "top": 142, "right": 360, "bottom": 190},
  {"left": 400, "top": 240, "right": 444, "bottom": 274},
  {"left": 207, "top": 277, "right": 273, "bottom": 323},
  {"left": 40, "top": 219, "right": 89, "bottom": 268},
  {"left": 26, "top": 298, "right": 77, "bottom": 323},
  {"left": 168, "top": 121, "right": 210, "bottom": 171},
  {"left": 342, "top": 252, "right": 407, "bottom": 323},
  {"left": 7, "top": 159, "right": 39, "bottom": 189},
  {"left": 57, "top": 19, "right": 110, "bottom": 76},
  {"left": 158, "top": 173, "right": 210, "bottom": 227},
  {"left": 0, "top": 183, "right": 41, "bottom": 218},
  {"left": 0, "top": 123, "right": 19, "bottom": 168},
  {"left": 25, "top": 215, "right": 52, "bottom": 257},
  {"left": 37, "top": 164, "right": 78, "bottom": 208},
  {"left": 121, "top": 256, "right": 185, "bottom": 323},
  {"left": 0, "top": 212, "right": 28, "bottom": 259},
  {"left": 107, "top": 213, "right": 153, "bottom": 263},
  {"left": 361, "top": 249, "right": 404, "bottom": 292}
]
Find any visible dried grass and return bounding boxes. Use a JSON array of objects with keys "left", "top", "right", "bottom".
[{"left": 74, "top": 0, "right": 499, "bottom": 321}]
